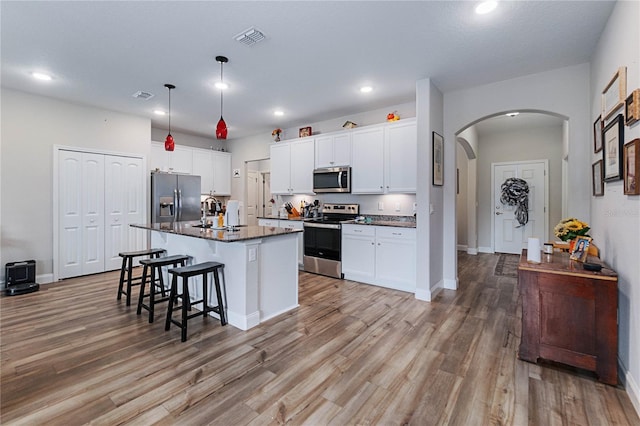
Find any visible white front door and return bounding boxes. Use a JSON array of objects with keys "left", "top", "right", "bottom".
[{"left": 493, "top": 161, "right": 547, "bottom": 254}]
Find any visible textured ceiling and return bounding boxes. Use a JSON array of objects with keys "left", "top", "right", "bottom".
[{"left": 0, "top": 1, "right": 615, "bottom": 140}]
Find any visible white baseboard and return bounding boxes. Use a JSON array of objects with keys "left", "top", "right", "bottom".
[
  {"left": 620, "top": 360, "right": 640, "bottom": 418},
  {"left": 457, "top": 244, "right": 468, "bottom": 251},
  {"left": 467, "top": 248, "right": 478, "bottom": 255},
  {"left": 414, "top": 288, "right": 432, "bottom": 301},
  {"left": 444, "top": 278, "right": 457, "bottom": 290},
  {"left": 226, "top": 310, "right": 260, "bottom": 331},
  {"left": 260, "top": 304, "right": 299, "bottom": 323},
  {"left": 478, "top": 246, "right": 495, "bottom": 254}
]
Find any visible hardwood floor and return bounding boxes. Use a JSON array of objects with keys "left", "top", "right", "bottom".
[{"left": 2, "top": 252, "right": 638, "bottom": 425}]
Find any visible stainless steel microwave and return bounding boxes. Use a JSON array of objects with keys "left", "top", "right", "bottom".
[{"left": 313, "top": 167, "right": 351, "bottom": 193}]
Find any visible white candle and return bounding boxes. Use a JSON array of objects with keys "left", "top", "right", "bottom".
[{"left": 527, "top": 237, "right": 542, "bottom": 263}]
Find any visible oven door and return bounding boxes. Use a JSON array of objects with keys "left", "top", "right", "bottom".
[{"left": 303, "top": 222, "right": 341, "bottom": 260}]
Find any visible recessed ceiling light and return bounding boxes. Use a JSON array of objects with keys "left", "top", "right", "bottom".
[
  {"left": 360, "top": 86, "right": 373, "bottom": 93},
  {"left": 274, "top": 110, "right": 284, "bottom": 117},
  {"left": 153, "top": 110, "right": 166, "bottom": 116},
  {"left": 215, "top": 81, "right": 229, "bottom": 90},
  {"left": 32, "top": 72, "right": 52, "bottom": 81},
  {"left": 476, "top": 1, "right": 497, "bottom": 14},
  {"left": 506, "top": 112, "right": 520, "bottom": 117}
]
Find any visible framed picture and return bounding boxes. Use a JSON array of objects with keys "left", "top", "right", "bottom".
[
  {"left": 624, "top": 138, "right": 640, "bottom": 195},
  {"left": 299, "top": 126, "right": 312, "bottom": 138},
  {"left": 570, "top": 236, "right": 592, "bottom": 262},
  {"left": 625, "top": 89, "right": 640, "bottom": 126},
  {"left": 432, "top": 132, "right": 444, "bottom": 186},
  {"left": 603, "top": 114, "right": 624, "bottom": 181},
  {"left": 592, "top": 160, "right": 604, "bottom": 196},
  {"left": 602, "top": 66, "right": 626, "bottom": 121},
  {"left": 593, "top": 116, "right": 603, "bottom": 153}
]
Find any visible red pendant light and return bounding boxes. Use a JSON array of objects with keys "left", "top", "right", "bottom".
[
  {"left": 215, "top": 55, "right": 228, "bottom": 140},
  {"left": 164, "top": 83, "right": 176, "bottom": 151}
]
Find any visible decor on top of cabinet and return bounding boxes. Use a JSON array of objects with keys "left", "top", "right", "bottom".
[
  {"left": 386, "top": 111, "right": 400, "bottom": 122},
  {"left": 625, "top": 89, "right": 640, "bottom": 126},
  {"left": 554, "top": 218, "right": 590, "bottom": 242},
  {"left": 343, "top": 121, "right": 357, "bottom": 129},
  {"left": 299, "top": 126, "right": 312, "bottom": 138},
  {"left": 164, "top": 84, "right": 176, "bottom": 151},
  {"left": 215, "top": 55, "right": 229, "bottom": 140},
  {"left": 272, "top": 128, "right": 282, "bottom": 142},
  {"left": 623, "top": 138, "right": 640, "bottom": 195}
]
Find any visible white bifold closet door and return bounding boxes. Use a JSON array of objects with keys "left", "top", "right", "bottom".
[{"left": 58, "top": 150, "right": 143, "bottom": 279}]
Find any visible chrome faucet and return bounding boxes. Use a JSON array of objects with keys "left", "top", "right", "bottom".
[{"left": 201, "top": 195, "right": 219, "bottom": 225}]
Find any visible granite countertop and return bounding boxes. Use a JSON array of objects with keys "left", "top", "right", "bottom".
[{"left": 132, "top": 222, "right": 302, "bottom": 243}]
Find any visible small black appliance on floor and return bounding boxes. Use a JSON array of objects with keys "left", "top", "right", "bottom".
[{"left": 4, "top": 260, "right": 40, "bottom": 296}]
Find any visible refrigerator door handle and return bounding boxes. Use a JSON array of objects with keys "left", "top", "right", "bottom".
[
  {"left": 177, "top": 189, "right": 183, "bottom": 221},
  {"left": 174, "top": 189, "right": 179, "bottom": 221}
]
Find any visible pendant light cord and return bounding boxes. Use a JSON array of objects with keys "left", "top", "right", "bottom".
[
  {"left": 168, "top": 87, "right": 171, "bottom": 133},
  {"left": 220, "top": 60, "right": 224, "bottom": 117}
]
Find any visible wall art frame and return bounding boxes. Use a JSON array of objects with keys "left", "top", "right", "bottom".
[
  {"left": 625, "top": 89, "right": 640, "bottom": 126},
  {"left": 602, "top": 66, "right": 627, "bottom": 121},
  {"left": 593, "top": 115, "right": 603, "bottom": 153},
  {"left": 298, "top": 126, "right": 312, "bottom": 138},
  {"left": 623, "top": 138, "right": 640, "bottom": 195},
  {"left": 432, "top": 132, "right": 444, "bottom": 186},
  {"left": 592, "top": 160, "right": 604, "bottom": 197},
  {"left": 603, "top": 114, "right": 624, "bottom": 182}
]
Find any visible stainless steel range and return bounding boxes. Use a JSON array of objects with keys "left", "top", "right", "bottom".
[{"left": 303, "top": 203, "right": 359, "bottom": 279}]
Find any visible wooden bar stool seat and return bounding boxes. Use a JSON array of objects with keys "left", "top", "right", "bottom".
[
  {"left": 165, "top": 261, "right": 227, "bottom": 342},
  {"left": 137, "top": 254, "right": 189, "bottom": 323},
  {"left": 117, "top": 248, "right": 166, "bottom": 306}
]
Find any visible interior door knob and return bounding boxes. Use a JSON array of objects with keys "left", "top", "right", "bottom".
[{"left": 495, "top": 212, "right": 503, "bottom": 215}]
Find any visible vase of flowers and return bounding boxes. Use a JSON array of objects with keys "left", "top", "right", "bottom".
[
  {"left": 272, "top": 128, "right": 282, "bottom": 142},
  {"left": 554, "top": 217, "right": 591, "bottom": 252}
]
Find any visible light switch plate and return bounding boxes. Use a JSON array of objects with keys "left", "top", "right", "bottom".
[
  {"left": 378, "top": 202, "right": 384, "bottom": 211},
  {"left": 395, "top": 203, "right": 401, "bottom": 212},
  {"left": 248, "top": 247, "right": 257, "bottom": 262}
]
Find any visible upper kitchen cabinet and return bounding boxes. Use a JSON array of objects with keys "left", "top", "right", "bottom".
[
  {"left": 315, "top": 132, "right": 351, "bottom": 168},
  {"left": 351, "top": 125, "right": 385, "bottom": 193},
  {"left": 385, "top": 119, "right": 417, "bottom": 193},
  {"left": 351, "top": 119, "right": 416, "bottom": 194},
  {"left": 150, "top": 141, "right": 193, "bottom": 174},
  {"left": 270, "top": 138, "right": 315, "bottom": 195},
  {"left": 192, "top": 148, "right": 231, "bottom": 195}
]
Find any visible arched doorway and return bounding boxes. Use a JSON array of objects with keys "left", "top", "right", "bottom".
[{"left": 454, "top": 111, "right": 567, "bottom": 263}]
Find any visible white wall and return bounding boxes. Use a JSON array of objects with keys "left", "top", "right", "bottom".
[
  {"left": 589, "top": 0, "right": 640, "bottom": 413},
  {"left": 443, "top": 63, "right": 591, "bottom": 288},
  {"left": 476, "top": 123, "right": 564, "bottom": 248},
  {"left": 0, "top": 88, "right": 151, "bottom": 281}
]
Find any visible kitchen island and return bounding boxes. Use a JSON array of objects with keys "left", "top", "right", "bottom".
[{"left": 132, "top": 222, "right": 302, "bottom": 331}]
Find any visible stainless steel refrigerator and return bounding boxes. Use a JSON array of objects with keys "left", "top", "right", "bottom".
[{"left": 151, "top": 172, "right": 202, "bottom": 223}]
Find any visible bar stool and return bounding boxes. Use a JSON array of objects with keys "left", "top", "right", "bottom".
[
  {"left": 137, "top": 254, "right": 189, "bottom": 323},
  {"left": 117, "top": 248, "right": 166, "bottom": 306},
  {"left": 165, "top": 261, "right": 227, "bottom": 342}
]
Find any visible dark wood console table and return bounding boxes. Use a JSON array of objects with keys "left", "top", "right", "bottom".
[{"left": 517, "top": 249, "right": 618, "bottom": 385}]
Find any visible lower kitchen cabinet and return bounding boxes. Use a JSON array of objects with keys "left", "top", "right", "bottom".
[
  {"left": 258, "top": 218, "right": 304, "bottom": 267},
  {"left": 342, "top": 224, "right": 416, "bottom": 292}
]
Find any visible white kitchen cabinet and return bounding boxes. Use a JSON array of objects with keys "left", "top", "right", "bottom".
[
  {"left": 192, "top": 148, "right": 231, "bottom": 195},
  {"left": 351, "top": 120, "right": 416, "bottom": 194},
  {"left": 342, "top": 225, "right": 376, "bottom": 282},
  {"left": 342, "top": 224, "right": 416, "bottom": 292},
  {"left": 385, "top": 120, "right": 417, "bottom": 193},
  {"left": 315, "top": 132, "right": 351, "bottom": 168},
  {"left": 351, "top": 126, "right": 385, "bottom": 193},
  {"left": 373, "top": 226, "right": 416, "bottom": 291},
  {"left": 270, "top": 138, "right": 315, "bottom": 194},
  {"left": 150, "top": 142, "right": 193, "bottom": 174}
]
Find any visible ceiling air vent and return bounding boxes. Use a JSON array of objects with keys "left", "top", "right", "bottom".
[
  {"left": 234, "top": 27, "right": 265, "bottom": 46},
  {"left": 132, "top": 91, "right": 154, "bottom": 100}
]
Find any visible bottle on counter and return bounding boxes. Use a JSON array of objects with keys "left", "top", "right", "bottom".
[{"left": 217, "top": 213, "right": 224, "bottom": 228}]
